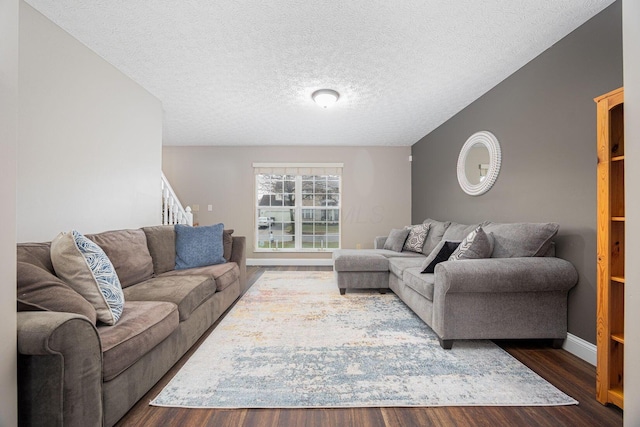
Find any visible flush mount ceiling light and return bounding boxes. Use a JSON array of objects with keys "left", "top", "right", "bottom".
[{"left": 312, "top": 89, "right": 340, "bottom": 108}]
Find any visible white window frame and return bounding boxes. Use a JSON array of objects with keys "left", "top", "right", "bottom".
[{"left": 254, "top": 163, "right": 342, "bottom": 252}]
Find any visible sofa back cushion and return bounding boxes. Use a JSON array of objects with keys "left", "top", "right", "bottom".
[
  {"left": 17, "top": 242, "right": 55, "bottom": 274},
  {"left": 421, "top": 219, "right": 451, "bottom": 255},
  {"left": 17, "top": 261, "right": 98, "bottom": 324},
  {"left": 142, "top": 225, "right": 176, "bottom": 276},
  {"left": 483, "top": 222, "right": 559, "bottom": 258},
  {"left": 442, "top": 222, "right": 481, "bottom": 242},
  {"left": 223, "top": 229, "right": 234, "bottom": 262},
  {"left": 88, "top": 229, "right": 154, "bottom": 288}
]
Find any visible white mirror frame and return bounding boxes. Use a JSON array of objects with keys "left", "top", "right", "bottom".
[{"left": 457, "top": 131, "right": 501, "bottom": 196}]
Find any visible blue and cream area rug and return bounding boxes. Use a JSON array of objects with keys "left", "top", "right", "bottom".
[{"left": 151, "top": 271, "right": 577, "bottom": 409}]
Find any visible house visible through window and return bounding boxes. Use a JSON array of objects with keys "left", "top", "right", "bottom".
[{"left": 254, "top": 163, "right": 342, "bottom": 251}]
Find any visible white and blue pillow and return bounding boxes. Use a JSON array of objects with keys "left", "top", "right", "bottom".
[{"left": 51, "top": 230, "right": 124, "bottom": 325}]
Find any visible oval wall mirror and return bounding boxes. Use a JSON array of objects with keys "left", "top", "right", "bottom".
[{"left": 457, "top": 131, "right": 501, "bottom": 196}]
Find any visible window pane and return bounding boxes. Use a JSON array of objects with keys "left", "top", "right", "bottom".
[
  {"left": 314, "top": 177, "right": 327, "bottom": 194},
  {"left": 255, "top": 173, "right": 340, "bottom": 251},
  {"left": 302, "top": 221, "right": 314, "bottom": 235},
  {"left": 327, "top": 179, "right": 340, "bottom": 194},
  {"left": 302, "top": 180, "right": 314, "bottom": 194}
]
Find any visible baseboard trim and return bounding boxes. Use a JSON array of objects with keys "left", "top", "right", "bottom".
[
  {"left": 563, "top": 333, "right": 596, "bottom": 366},
  {"left": 247, "top": 258, "right": 334, "bottom": 266}
]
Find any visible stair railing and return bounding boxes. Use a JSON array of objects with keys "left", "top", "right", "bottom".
[{"left": 161, "top": 172, "right": 193, "bottom": 226}]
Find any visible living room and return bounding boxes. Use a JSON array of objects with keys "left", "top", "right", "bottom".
[{"left": 2, "top": 1, "right": 640, "bottom": 426}]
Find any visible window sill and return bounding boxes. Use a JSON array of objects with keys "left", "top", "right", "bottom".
[{"left": 253, "top": 248, "right": 339, "bottom": 253}]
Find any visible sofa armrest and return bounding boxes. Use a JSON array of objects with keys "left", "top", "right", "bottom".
[
  {"left": 434, "top": 257, "right": 578, "bottom": 294},
  {"left": 230, "top": 236, "right": 247, "bottom": 293},
  {"left": 374, "top": 236, "right": 387, "bottom": 249},
  {"left": 431, "top": 257, "right": 578, "bottom": 342},
  {"left": 17, "top": 311, "right": 103, "bottom": 427}
]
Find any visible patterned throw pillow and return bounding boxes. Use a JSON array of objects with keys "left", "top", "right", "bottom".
[
  {"left": 51, "top": 230, "right": 125, "bottom": 325},
  {"left": 449, "top": 226, "right": 494, "bottom": 261},
  {"left": 403, "top": 223, "right": 431, "bottom": 253}
]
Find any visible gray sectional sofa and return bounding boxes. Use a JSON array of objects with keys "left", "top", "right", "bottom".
[
  {"left": 16, "top": 225, "right": 247, "bottom": 427},
  {"left": 333, "top": 219, "right": 578, "bottom": 349}
]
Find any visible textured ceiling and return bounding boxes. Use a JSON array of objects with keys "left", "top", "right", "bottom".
[{"left": 26, "top": 0, "right": 615, "bottom": 146}]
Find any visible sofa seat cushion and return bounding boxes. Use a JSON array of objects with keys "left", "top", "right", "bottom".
[
  {"left": 159, "top": 262, "right": 239, "bottom": 292},
  {"left": 333, "top": 250, "right": 389, "bottom": 272},
  {"left": 87, "top": 229, "right": 154, "bottom": 288},
  {"left": 389, "top": 257, "right": 426, "bottom": 278},
  {"left": 378, "top": 250, "right": 425, "bottom": 259},
  {"left": 403, "top": 267, "right": 435, "bottom": 301},
  {"left": 98, "top": 300, "right": 178, "bottom": 381},
  {"left": 123, "top": 275, "right": 215, "bottom": 321}
]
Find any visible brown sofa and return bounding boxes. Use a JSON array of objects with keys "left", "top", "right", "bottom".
[{"left": 16, "top": 225, "right": 247, "bottom": 427}]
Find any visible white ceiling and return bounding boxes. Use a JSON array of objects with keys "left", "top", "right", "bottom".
[{"left": 26, "top": 0, "right": 615, "bottom": 147}]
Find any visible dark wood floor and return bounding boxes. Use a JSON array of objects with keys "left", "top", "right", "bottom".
[{"left": 117, "top": 266, "right": 623, "bottom": 427}]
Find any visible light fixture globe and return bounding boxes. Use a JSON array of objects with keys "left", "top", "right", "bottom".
[{"left": 312, "top": 89, "right": 340, "bottom": 108}]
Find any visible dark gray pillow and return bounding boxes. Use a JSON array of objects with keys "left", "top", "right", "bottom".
[
  {"left": 420, "top": 240, "right": 461, "bottom": 273},
  {"left": 483, "top": 222, "right": 559, "bottom": 258},
  {"left": 383, "top": 228, "right": 411, "bottom": 252},
  {"left": 449, "top": 226, "right": 494, "bottom": 260}
]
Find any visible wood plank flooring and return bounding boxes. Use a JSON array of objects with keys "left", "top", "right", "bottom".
[{"left": 116, "top": 266, "right": 623, "bottom": 427}]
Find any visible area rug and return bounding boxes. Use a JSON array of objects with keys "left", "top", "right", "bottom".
[{"left": 151, "top": 271, "right": 578, "bottom": 408}]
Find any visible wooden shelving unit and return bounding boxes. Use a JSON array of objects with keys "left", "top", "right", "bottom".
[{"left": 595, "top": 87, "right": 624, "bottom": 410}]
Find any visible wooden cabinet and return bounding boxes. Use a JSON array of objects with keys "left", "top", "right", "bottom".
[{"left": 595, "top": 87, "right": 624, "bottom": 409}]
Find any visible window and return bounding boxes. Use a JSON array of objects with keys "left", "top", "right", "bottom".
[{"left": 254, "top": 163, "right": 342, "bottom": 251}]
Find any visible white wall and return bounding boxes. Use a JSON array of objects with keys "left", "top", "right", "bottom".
[
  {"left": 163, "top": 146, "right": 412, "bottom": 260},
  {"left": 0, "top": 0, "right": 18, "bottom": 424},
  {"left": 623, "top": 0, "right": 639, "bottom": 424},
  {"left": 18, "top": 3, "right": 163, "bottom": 243}
]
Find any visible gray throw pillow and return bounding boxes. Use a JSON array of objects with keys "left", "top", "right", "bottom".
[
  {"left": 383, "top": 228, "right": 411, "bottom": 252},
  {"left": 420, "top": 241, "right": 461, "bottom": 273},
  {"left": 421, "top": 219, "right": 451, "bottom": 255},
  {"left": 483, "top": 222, "right": 559, "bottom": 258},
  {"left": 449, "top": 226, "right": 494, "bottom": 260},
  {"left": 403, "top": 223, "right": 431, "bottom": 253}
]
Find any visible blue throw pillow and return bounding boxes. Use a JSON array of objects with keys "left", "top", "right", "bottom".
[{"left": 175, "top": 223, "right": 226, "bottom": 270}]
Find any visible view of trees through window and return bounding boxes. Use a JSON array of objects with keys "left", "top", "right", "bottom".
[{"left": 256, "top": 174, "right": 340, "bottom": 250}]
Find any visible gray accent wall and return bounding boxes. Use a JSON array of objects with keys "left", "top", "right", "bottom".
[
  {"left": 411, "top": 1, "right": 622, "bottom": 344},
  {"left": 0, "top": 0, "right": 18, "bottom": 424},
  {"left": 623, "top": 0, "right": 640, "bottom": 423}
]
